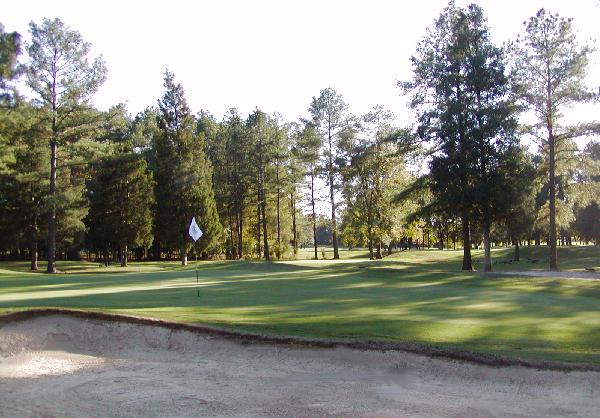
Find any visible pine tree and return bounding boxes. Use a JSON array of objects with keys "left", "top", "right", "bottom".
[
  {"left": 511, "top": 9, "right": 599, "bottom": 269},
  {"left": 402, "top": 2, "right": 520, "bottom": 271},
  {"left": 271, "top": 114, "right": 290, "bottom": 258},
  {"left": 246, "top": 109, "right": 274, "bottom": 260},
  {"left": 226, "top": 110, "right": 254, "bottom": 259},
  {"left": 153, "top": 71, "right": 222, "bottom": 265},
  {"left": 288, "top": 122, "right": 312, "bottom": 256},
  {"left": 309, "top": 88, "right": 348, "bottom": 259},
  {"left": 26, "top": 18, "right": 107, "bottom": 273},
  {"left": 292, "top": 122, "right": 321, "bottom": 259}
]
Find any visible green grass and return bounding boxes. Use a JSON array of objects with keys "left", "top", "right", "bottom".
[{"left": 0, "top": 245, "right": 599, "bottom": 365}]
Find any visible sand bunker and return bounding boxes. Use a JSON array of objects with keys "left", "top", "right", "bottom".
[{"left": 1, "top": 314, "right": 599, "bottom": 417}]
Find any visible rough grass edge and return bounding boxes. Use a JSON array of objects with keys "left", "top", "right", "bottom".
[{"left": 1, "top": 308, "right": 598, "bottom": 372}]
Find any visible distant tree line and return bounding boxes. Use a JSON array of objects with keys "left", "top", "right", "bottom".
[{"left": 0, "top": 2, "right": 598, "bottom": 272}]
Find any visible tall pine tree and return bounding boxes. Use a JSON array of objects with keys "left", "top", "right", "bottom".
[
  {"left": 309, "top": 88, "right": 348, "bottom": 260},
  {"left": 153, "top": 71, "right": 221, "bottom": 265},
  {"left": 511, "top": 9, "right": 599, "bottom": 269},
  {"left": 26, "top": 18, "right": 107, "bottom": 273}
]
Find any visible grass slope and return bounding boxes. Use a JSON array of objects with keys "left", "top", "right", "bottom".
[{"left": 0, "top": 246, "right": 599, "bottom": 364}]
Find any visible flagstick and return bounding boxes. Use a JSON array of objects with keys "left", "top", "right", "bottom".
[{"left": 196, "top": 252, "right": 199, "bottom": 297}]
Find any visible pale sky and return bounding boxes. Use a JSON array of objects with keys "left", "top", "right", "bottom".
[{"left": 3, "top": 0, "right": 599, "bottom": 125}]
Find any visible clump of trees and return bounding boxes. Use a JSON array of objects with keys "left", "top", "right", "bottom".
[
  {"left": 400, "top": 2, "right": 599, "bottom": 271},
  {"left": 0, "top": 2, "right": 598, "bottom": 271}
]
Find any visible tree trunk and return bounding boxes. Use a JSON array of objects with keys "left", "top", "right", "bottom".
[
  {"left": 547, "top": 81, "right": 558, "bottom": 270},
  {"left": 30, "top": 241, "right": 38, "bottom": 271},
  {"left": 180, "top": 236, "right": 187, "bottom": 266},
  {"left": 276, "top": 162, "right": 281, "bottom": 250},
  {"left": 461, "top": 211, "right": 473, "bottom": 271},
  {"left": 291, "top": 192, "right": 297, "bottom": 255},
  {"left": 329, "top": 174, "right": 339, "bottom": 259},
  {"left": 47, "top": 140, "right": 58, "bottom": 273},
  {"left": 237, "top": 211, "right": 243, "bottom": 259},
  {"left": 513, "top": 239, "right": 520, "bottom": 262},
  {"left": 30, "top": 214, "right": 38, "bottom": 271},
  {"left": 327, "top": 131, "right": 339, "bottom": 260},
  {"left": 376, "top": 242, "right": 382, "bottom": 259},
  {"left": 228, "top": 213, "right": 234, "bottom": 259},
  {"left": 121, "top": 244, "right": 128, "bottom": 267},
  {"left": 453, "top": 221, "right": 457, "bottom": 250},
  {"left": 257, "top": 183, "right": 261, "bottom": 258},
  {"left": 483, "top": 223, "right": 492, "bottom": 272},
  {"left": 153, "top": 241, "right": 161, "bottom": 260},
  {"left": 367, "top": 213, "right": 374, "bottom": 260},
  {"left": 311, "top": 172, "right": 318, "bottom": 260},
  {"left": 260, "top": 180, "right": 269, "bottom": 261}
]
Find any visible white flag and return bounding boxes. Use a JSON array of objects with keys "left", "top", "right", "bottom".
[{"left": 188, "top": 217, "right": 203, "bottom": 242}]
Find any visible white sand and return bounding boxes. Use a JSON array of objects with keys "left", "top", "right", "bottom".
[{"left": 1, "top": 315, "right": 599, "bottom": 417}]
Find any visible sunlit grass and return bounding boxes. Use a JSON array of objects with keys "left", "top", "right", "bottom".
[{"left": 0, "top": 245, "right": 599, "bottom": 364}]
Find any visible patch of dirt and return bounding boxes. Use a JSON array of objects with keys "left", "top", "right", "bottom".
[{"left": 1, "top": 314, "right": 599, "bottom": 417}]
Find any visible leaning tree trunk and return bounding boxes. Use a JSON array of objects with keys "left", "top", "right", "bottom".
[{"left": 483, "top": 223, "right": 492, "bottom": 272}]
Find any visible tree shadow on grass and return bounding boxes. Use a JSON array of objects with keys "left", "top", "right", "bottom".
[{"left": 2, "top": 262, "right": 599, "bottom": 363}]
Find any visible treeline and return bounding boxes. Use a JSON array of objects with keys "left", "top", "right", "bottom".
[
  {"left": 0, "top": 2, "right": 599, "bottom": 273},
  {"left": 0, "top": 19, "right": 415, "bottom": 271}
]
